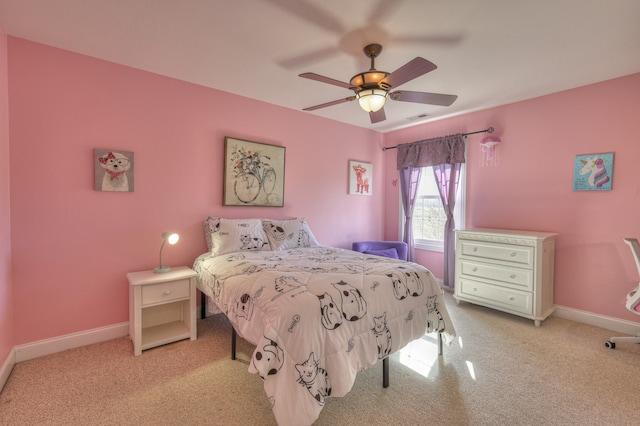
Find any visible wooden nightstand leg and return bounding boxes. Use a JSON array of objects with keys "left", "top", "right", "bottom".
[
  {"left": 189, "top": 278, "right": 197, "bottom": 341},
  {"left": 132, "top": 286, "right": 142, "bottom": 356}
]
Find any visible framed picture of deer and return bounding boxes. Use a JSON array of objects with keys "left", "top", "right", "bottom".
[
  {"left": 349, "top": 160, "right": 373, "bottom": 196},
  {"left": 573, "top": 152, "right": 614, "bottom": 191},
  {"left": 223, "top": 137, "right": 286, "bottom": 206}
]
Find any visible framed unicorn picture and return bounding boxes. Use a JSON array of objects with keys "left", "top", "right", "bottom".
[{"left": 573, "top": 152, "right": 614, "bottom": 191}]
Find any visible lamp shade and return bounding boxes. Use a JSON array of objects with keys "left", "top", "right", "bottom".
[
  {"left": 165, "top": 232, "right": 179, "bottom": 245},
  {"left": 356, "top": 89, "right": 388, "bottom": 112},
  {"left": 154, "top": 232, "right": 179, "bottom": 273}
]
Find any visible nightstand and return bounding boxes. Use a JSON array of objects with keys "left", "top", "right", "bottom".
[{"left": 127, "top": 266, "right": 198, "bottom": 356}]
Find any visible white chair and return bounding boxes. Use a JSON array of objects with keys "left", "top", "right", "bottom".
[{"left": 604, "top": 238, "right": 640, "bottom": 349}]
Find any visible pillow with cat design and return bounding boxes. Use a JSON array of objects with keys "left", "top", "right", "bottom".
[
  {"left": 261, "top": 218, "right": 319, "bottom": 251},
  {"left": 210, "top": 218, "right": 271, "bottom": 256}
]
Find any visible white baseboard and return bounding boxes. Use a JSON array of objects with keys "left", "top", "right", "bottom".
[
  {"left": 14, "top": 322, "right": 129, "bottom": 363},
  {"left": 0, "top": 347, "right": 15, "bottom": 392},
  {"left": 553, "top": 305, "right": 640, "bottom": 336},
  {"left": 1, "top": 303, "right": 637, "bottom": 386}
]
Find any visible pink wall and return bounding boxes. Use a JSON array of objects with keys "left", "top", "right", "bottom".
[
  {"left": 383, "top": 73, "right": 640, "bottom": 322},
  {"left": 0, "top": 26, "right": 14, "bottom": 361},
  {"left": 7, "top": 38, "right": 384, "bottom": 345},
  {"left": 4, "top": 35, "right": 639, "bottom": 348}
]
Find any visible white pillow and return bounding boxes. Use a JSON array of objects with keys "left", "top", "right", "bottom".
[
  {"left": 211, "top": 218, "right": 271, "bottom": 256},
  {"left": 262, "top": 218, "right": 319, "bottom": 251}
]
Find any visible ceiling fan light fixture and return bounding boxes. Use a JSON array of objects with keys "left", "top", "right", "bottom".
[
  {"left": 357, "top": 88, "right": 388, "bottom": 112},
  {"left": 350, "top": 70, "right": 389, "bottom": 87}
]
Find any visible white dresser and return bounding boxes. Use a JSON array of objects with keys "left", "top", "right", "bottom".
[{"left": 454, "top": 229, "right": 558, "bottom": 326}]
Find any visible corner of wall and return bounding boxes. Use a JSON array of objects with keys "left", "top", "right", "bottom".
[
  {"left": 0, "top": 15, "right": 16, "bottom": 380},
  {"left": 0, "top": 346, "right": 15, "bottom": 392}
]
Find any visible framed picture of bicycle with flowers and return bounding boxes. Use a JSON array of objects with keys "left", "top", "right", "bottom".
[{"left": 223, "top": 137, "right": 286, "bottom": 207}]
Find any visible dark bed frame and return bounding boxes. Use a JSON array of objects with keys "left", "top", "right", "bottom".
[{"left": 201, "top": 292, "right": 443, "bottom": 388}]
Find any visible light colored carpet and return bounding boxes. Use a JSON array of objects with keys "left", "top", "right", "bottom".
[{"left": 1, "top": 292, "right": 638, "bottom": 425}]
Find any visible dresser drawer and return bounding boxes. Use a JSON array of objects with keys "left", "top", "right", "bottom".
[
  {"left": 142, "top": 279, "right": 190, "bottom": 306},
  {"left": 457, "top": 278, "right": 532, "bottom": 315},
  {"left": 459, "top": 240, "right": 534, "bottom": 268},
  {"left": 459, "top": 260, "right": 533, "bottom": 290}
]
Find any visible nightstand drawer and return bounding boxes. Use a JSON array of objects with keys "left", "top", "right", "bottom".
[
  {"left": 459, "top": 240, "right": 534, "bottom": 268},
  {"left": 459, "top": 260, "right": 533, "bottom": 290},
  {"left": 458, "top": 278, "right": 532, "bottom": 315},
  {"left": 142, "top": 279, "right": 190, "bottom": 306}
]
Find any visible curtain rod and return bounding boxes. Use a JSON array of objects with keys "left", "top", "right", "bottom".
[{"left": 382, "top": 127, "right": 494, "bottom": 151}]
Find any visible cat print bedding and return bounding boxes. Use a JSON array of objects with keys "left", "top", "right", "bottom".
[{"left": 193, "top": 246, "right": 455, "bottom": 426}]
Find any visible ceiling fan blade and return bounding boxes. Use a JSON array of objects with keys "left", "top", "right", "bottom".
[
  {"left": 370, "top": 107, "right": 386, "bottom": 123},
  {"left": 368, "top": 0, "right": 405, "bottom": 23},
  {"left": 303, "top": 96, "right": 356, "bottom": 111},
  {"left": 384, "top": 57, "right": 437, "bottom": 89},
  {"left": 391, "top": 34, "right": 464, "bottom": 47},
  {"left": 390, "top": 90, "right": 457, "bottom": 106},
  {"left": 279, "top": 46, "right": 340, "bottom": 70},
  {"left": 299, "top": 72, "right": 354, "bottom": 89},
  {"left": 265, "top": 0, "right": 345, "bottom": 34}
]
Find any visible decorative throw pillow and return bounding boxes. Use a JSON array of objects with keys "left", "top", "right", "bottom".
[
  {"left": 203, "top": 216, "right": 221, "bottom": 251},
  {"left": 364, "top": 248, "right": 399, "bottom": 259},
  {"left": 211, "top": 218, "right": 271, "bottom": 256},
  {"left": 262, "top": 218, "right": 320, "bottom": 251}
]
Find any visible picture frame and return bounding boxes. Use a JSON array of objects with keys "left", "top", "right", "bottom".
[
  {"left": 223, "top": 137, "right": 285, "bottom": 207},
  {"left": 573, "top": 152, "right": 614, "bottom": 191},
  {"left": 349, "top": 160, "right": 372, "bottom": 196},
  {"left": 94, "top": 148, "right": 135, "bottom": 192}
]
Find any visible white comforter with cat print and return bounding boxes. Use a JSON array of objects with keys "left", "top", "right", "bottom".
[{"left": 193, "top": 247, "right": 455, "bottom": 426}]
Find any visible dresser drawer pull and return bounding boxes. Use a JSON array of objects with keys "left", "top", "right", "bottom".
[
  {"left": 473, "top": 247, "right": 478, "bottom": 252},
  {"left": 510, "top": 274, "right": 516, "bottom": 278},
  {"left": 509, "top": 296, "right": 515, "bottom": 301},
  {"left": 473, "top": 267, "right": 478, "bottom": 272},
  {"left": 510, "top": 252, "right": 517, "bottom": 257},
  {"left": 164, "top": 290, "right": 171, "bottom": 295}
]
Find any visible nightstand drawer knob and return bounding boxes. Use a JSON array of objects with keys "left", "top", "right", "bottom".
[{"left": 164, "top": 290, "right": 171, "bottom": 295}]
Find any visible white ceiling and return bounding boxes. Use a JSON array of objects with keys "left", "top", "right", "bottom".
[{"left": 0, "top": 0, "right": 639, "bottom": 132}]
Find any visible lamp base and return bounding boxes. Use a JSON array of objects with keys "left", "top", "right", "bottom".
[{"left": 154, "top": 266, "right": 171, "bottom": 274}]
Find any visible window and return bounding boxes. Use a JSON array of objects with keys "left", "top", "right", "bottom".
[{"left": 401, "top": 165, "right": 466, "bottom": 252}]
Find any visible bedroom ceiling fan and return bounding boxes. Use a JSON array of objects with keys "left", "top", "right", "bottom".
[{"left": 299, "top": 43, "right": 458, "bottom": 123}]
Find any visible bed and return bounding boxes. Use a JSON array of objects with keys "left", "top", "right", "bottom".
[{"left": 193, "top": 217, "right": 456, "bottom": 426}]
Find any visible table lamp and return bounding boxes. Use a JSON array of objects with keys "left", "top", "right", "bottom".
[{"left": 154, "top": 232, "right": 179, "bottom": 273}]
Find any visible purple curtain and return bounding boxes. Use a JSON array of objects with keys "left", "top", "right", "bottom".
[
  {"left": 433, "top": 163, "right": 461, "bottom": 289},
  {"left": 399, "top": 167, "right": 422, "bottom": 262},
  {"left": 397, "top": 134, "right": 465, "bottom": 169},
  {"left": 396, "top": 133, "right": 465, "bottom": 287}
]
